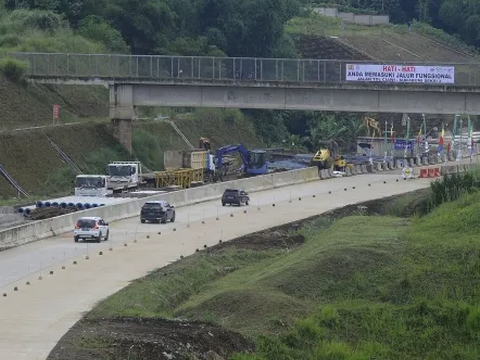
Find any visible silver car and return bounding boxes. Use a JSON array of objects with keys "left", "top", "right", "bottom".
[{"left": 74, "top": 216, "right": 109, "bottom": 243}]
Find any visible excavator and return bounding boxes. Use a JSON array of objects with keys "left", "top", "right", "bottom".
[
  {"left": 364, "top": 116, "right": 382, "bottom": 137},
  {"left": 311, "top": 139, "right": 346, "bottom": 171},
  {"left": 214, "top": 144, "right": 268, "bottom": 181}
]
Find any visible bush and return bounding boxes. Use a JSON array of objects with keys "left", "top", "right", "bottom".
[
  {"left": 77, "top": 15, "right": 129, "bottom": 54},
  {"left": 0, "top": 57, "right": 27, "bottom": 82},
  {"left": 9, "top": 9, "right": 63, "bottom": 32}
]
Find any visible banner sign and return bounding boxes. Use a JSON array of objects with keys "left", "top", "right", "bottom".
[
  {"left": 53, "top": 104, "right": 60, "bottom": 119},
  {"left": 394, "top": 139, "right": 415, "bottom": 150},
  {"left": 346, "top": 64, "right": 455, "bottom": 84}
]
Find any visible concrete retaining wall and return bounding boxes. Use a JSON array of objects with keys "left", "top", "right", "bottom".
[
  {"left": 0, "top": 167, "right": 318, "bottom": 251},
  {"left": 312, "top": 7, "right": 390, "bottom": 25}
]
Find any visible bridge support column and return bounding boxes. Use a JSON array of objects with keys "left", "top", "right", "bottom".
[{"left": 109, "top": 84, "right": 135, "bottom": 155}]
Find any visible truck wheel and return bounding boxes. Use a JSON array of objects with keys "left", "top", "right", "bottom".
[
  {"left": 161, "top": 217, "right": 167, "bottom": 224},
  {"left": 222, "top": 202, "right": 226, "bottom": 206},
  {"left": 96, "top": 236, "right": 101, "bottom": 243},
  {"left": 74, "top": 236, "right": 79, "bottom": 243},
  {"left": 141, "top": 219, "right": 146, "bottom": 224},
  {"left": 246, "top": 200, "right": 249, "bottom": 205},
  {"left": 171, "top": 213, "right": 176, "bottom": 223},
  {"left": 105, "top": 230, "right": 109, "bottom": 241}
]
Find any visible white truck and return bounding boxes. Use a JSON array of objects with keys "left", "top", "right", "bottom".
[
  {"left": 106, "top": 161, "right": 147, "bottom": 191},
  {"left": 74, "top": 175, "right": 113, "bottom": 197}
]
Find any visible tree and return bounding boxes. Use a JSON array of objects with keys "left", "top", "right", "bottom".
[
  {"left": 103, "top": 0, "right": 175, "bottom": 54},
  {"left": 77, "top": 15, "right": 129, "bottom": 53}
]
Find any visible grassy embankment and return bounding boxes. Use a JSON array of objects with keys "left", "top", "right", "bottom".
[
  {"left": 86, "top": 172, "right": 480, "bottom": 359},
  {"left": 0, "top": 108, "right": 263, "bottom": 201},
  {"left": 286, "top": 13, "right": 480, "bottom": 133}
]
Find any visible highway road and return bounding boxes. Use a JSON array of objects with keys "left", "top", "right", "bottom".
[{"left": 0, "top": 172, "right": 438, "bottom": 360}]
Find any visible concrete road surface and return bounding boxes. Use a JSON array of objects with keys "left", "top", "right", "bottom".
[{"left": 0, "top": 173, "right": 436, "bottom": 360}]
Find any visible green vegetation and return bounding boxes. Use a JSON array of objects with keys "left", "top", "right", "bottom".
[
  {"left": 84, "top": 172, "right": 480, "bottom": 359},
  {"left": 301, "top": 0, "right": 480, "bottom": 50},
  {"left": 0, "top": 109, "right": 263, "bottom": 201}
]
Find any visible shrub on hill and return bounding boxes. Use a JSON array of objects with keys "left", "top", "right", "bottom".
[{"left": 0, "top": 57, "right": 27, "bottom": 82}]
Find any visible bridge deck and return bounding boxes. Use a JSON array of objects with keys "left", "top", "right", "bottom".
[{"left": 5, "top": 52, "right": 480, "bottom": 87}]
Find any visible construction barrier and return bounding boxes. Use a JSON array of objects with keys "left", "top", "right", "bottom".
[
  {"left": 0, "top": 167, "right": 320, "bottom": 251},
  {"left": 418, "top": 166, "right": 441, "bottom": 178},
  {"left": 155, "top": 168, "right": 204, "bottom": 188}
]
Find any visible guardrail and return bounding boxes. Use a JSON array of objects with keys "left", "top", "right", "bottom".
[
  {"left": 0, "top": 167, "right": 319, "bottom": 251},
  {"left": 4, "top": 52, "right": 480, "bottom": 86}
]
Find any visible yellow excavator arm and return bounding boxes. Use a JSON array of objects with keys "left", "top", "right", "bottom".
[{"left": 364, "top": 117, "right": 382, "bottom": 138}]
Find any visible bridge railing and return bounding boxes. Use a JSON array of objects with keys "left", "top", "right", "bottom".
[{"left": 5, "top": 52, "right": 480, "bottom": 86}]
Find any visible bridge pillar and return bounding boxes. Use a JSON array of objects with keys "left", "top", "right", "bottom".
[{"left": 109, "top": 84, "right": 135, "bottom": 155}]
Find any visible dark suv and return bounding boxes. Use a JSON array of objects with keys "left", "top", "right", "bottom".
[
  {"left": 222, "top": 188, "right": 250, "bottom": 206},
  {"left": 140, "top": 201, "right": 176, "bottom": 224}
]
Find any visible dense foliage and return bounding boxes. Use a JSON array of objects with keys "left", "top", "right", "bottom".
[{"left": 3, "top": 0, "right": 301, "bottom": 56}]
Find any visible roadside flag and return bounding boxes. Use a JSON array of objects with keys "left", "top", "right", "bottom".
[
  {"left": 438, "top": 126, "right": 445, "bottom": 155},
  {"left": 417, "top": 127, "right": 422, "bottom": 155},
  {"left": 468, "top": 116, "right": 474, "bottom": 158}
]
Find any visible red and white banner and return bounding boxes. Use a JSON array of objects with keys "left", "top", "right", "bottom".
[
  {"left": 346, "top": 64, "right": 455, "bottom": 84},
  {"left": 53, "top": 104, "right": 60, "bottom": 119}
]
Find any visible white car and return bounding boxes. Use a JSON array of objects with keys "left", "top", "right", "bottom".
[{"left": 73, "top": 216, "right": 109, "bottom": 243}]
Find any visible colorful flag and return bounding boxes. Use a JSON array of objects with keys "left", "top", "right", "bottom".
[
  {"left": 438, "top": 127, "right": 445, "bottom": 155},
  {"left": 468, "top": 117, "right": 474, "bottom": 158}
]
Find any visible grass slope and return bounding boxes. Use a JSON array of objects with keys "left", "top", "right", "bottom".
[
  {"left": 0, "top": 77, "right": 108, "bottom": 131},
  {"left": 287, "top": 15, "right": 479, "bottom": 132},
  {"left": 287, "top": 15, "right": 479, "bottom": 62},
  {"left": 88, "top": 191, "right": 480, "bottom": 359},
  {"left": 0, "top": 110, "right": 264, "bottom": 200}
]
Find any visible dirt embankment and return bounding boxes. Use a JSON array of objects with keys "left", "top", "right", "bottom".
[{"left": 48, "top": 191, "right": 426, "bottom": 360}]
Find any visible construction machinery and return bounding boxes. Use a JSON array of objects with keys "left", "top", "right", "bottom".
[
  {"left": 215, "top": 144, "right": 268, "bottom": 180},
  {"left": 311, "top": 140, "right": 346, "bottom": 171},
  {"left": 364, "top": 117, "right": 382, "bottom": 138}
]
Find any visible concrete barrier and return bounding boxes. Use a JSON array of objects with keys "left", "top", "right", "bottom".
[
  {"left": 345, "top": 167, "right": 352, "bottom": 176},
  {"left": 376, "top": 162, "right": 382, "bottom": 171},
  {"left": 0, "top": 167, "right": 319, "bottom": 251}
]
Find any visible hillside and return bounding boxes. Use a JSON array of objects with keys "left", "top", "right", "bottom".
[
  {"left": 0, "top": 110, "right": 263, "bottom": 200},
  {"left": 287, "top": 15, "right": 480, "bottom": 135},
  {"left": 54, "top": 180, "right": 480, "bottom": 359},
  {"left": 0, "top": 78, "right": 109, "bottom": 131},
  {"left": 287, "top": 15, "right": 479, "bottom": 62}
]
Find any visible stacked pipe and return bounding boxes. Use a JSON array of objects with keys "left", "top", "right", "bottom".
[{"left": 16, "top": 201, "right": 106, "bottom": 217}]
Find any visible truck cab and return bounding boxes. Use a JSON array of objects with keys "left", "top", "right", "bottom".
[
  {"left": 74, "top": 175, "right": 112, "bottom": 197},
  {"left": 106, "top": 161, "right": 142, "bottom": 191}
]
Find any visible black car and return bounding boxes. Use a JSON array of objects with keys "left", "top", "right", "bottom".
[
  {"left": 222, "top": 188, "right": 250, "bottom": 206},
  {"left": 140, "top": 201, "right": 176, "bottom": 224}
]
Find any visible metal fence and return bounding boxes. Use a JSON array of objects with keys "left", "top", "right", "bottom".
[{"left": 5, "top": 52, "right": 480, "bottom": 86}]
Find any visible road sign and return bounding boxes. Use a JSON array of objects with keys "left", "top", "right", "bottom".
[
  {"left": 402, "top": 166, "right": 413, "bottom": 180},
  {"left": 53, "top": 104, "right": 60, "bottom": 119}
]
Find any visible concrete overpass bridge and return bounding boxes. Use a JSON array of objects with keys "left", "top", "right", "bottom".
[{"left": 7, "top": 52, "right": 480, "bottom": 152}]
